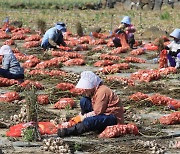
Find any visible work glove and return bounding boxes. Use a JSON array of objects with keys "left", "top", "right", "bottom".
[
  {"left": 71, "top": 115, "right": 82, "bottom": 123},
  {"left": 79, "top": 113, "right": 85, "bottom": 121}
]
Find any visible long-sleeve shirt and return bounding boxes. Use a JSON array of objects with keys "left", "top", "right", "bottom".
[
  {"left": 114, "top": 23, "right": 136, "bottom": 40},
  {"left": 2, "top": 54, "right": 24, "bottom": 75},
  {"left": 167, "top": 40, "right": 180, "bottom": 52},
  {"left": 91, "top": 85, "right": 124, "bottom": 124},
  {"left": 41, "top": 27, "right": 64, "bottom": 47}
]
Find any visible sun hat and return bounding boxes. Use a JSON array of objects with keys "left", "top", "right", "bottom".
[
  {"left": 55, "top": 22, "right": 66, "bottom": 27},
  {"left": 170, "top": 28, "right": 180, "bottom": 39},
  {"left": 55, "top": 24, "right": 66, "bottom": 32},
  {"left": 0, "top": 45, "right": 13, "bottom": 55},
  {"left": 76, "top": 71, "right": 102, "bottom": 89},
  {"left": 121, "top": 16, "right": 131, "bottom": 25}
]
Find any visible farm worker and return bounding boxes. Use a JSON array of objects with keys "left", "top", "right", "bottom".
[
  {"left": 58, "top": 71, "right": 124, "bottom": 137},
  {"left": 41, "top": 22, "right": 67, "bottom": 50},
  {"left": 0, "top": 45, "right": 24, "bottom": 79},
  {"left": 113, "top": 16, "right": 136, "bottom": 49},
  {"left": 165, "top": 28, "right": 180, "bottom": 68},
  {"left": 3, "top": 17, "right": 10, "bottom": 33}
]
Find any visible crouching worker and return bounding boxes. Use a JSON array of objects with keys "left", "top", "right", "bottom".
[
  {"left": 165, "top": 28, "right": 180, "bottom": 69},
  {"left": 0, "top": 45, "right": 24, "bottom": 79},
  {"left": 58, "top": 71, "right": 124, "bottom": 137},
  {"left": 41, "top": 22, "right": 67, "bottom": 50},
  {"left": 113, "top": 16, "right": 136, "bottom": 49}
]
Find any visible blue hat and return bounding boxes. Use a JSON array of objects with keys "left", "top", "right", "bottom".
[
  {"left": 55, "top": 24, "right": 66, "bottom": 32},
  {"left": 56, "top": 22, "right": 66, "bottom": 27},
  {"left": 170, "top": 28, "right": 180, "bottom": 39},
  {"left": 121, "top": 16, "right": 131, "bottom": 25}
]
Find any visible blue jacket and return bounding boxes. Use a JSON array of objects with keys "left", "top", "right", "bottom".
[
  {"left": 41, "top": 27, "right": 63, "bottom": 48},
  {"left": 2, "top": 54, "right": 24, "bottom": 75}
]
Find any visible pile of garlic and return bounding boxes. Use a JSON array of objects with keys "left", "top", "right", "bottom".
[
  {"left": 50, "top": 115, "right": 68, "bottom": 126},
  {"left": 137, "top": 140, "right": 166, "bottom": 154},
  {"left": 42, "top": 137, "right": 71, "bottom": 153},
  {"left": 10, "top": 104, "right": 28, "bottom": 124}
]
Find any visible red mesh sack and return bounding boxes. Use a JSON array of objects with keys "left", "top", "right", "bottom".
[
  {"left": 149, "top": 93, "right": 170, "bottom": 105},
  {"left": 11, "top": 34, "right": 26, "bottom": 40},
  {"left": 0, "top": 91, "right": 20, "bottom": 102},
  {"left": 58, "top": 45, "right": 72, "bottom": 51},
  {"left": 6, "top": 122, "right": 57, "bottom": 137},
  {"left": 56, "top": 83, "right": 75, "bottom": 91},
  {"left": 119, "top": 33, "right": 130, "bottom": 49},
  {"left": 25, "top": 34, "right": 41, "bottom": 41},
  {"left": 144, "top": 43, "right": 158, "bottom": 51},
  {"left": 92, "top": 45, "right": 104, "bottom": 52},
  {"left": 4, "top": 39, "right": 15, "bottom": 45},
  {"left": 20, "top": 80, "right": 43, "bottom": 89},
  {"left": 78, "top": 36, "right": 91, "bottom": 44},
  {"left": 98, "top": 123, "right": 138, "bottom": 138},
  {"left": 159, "top": 49, "right": 168, "bottom": 68},
  {"left": 23, "top": 56, "right": 41, "bottom": 68},
  {"left": 0, "top": 77, "right": 19, "bottom": 87},
  {"left": 125, "top": 57, "right": 146, "bottom": 63},
  {"left": 100, "top": 54, "right": 121, "bottom": 61},
  {"left": 90, "top": 39, "right": 107, "bottom": 45},
  {"left": 106, "top": 76, "right": 135, "bottom": 86},
  {"left": 48, "top": 70, "right": 67, "bottom": 77},
  {"left": 73, "top": 44, "right": 89, "bottom": 51},
  {"left": 168, "top": 100, "right": 180, "bottom": 110},
  {"left": 94, "top": 60, "right": 114, "bottom": 67},
  {"left": 28, "top": 69, "right": 48, "bottom": 76},
  {"left": 6, "top": 123, "right": 26, "bottom": 137},
  {"left": 38, "top": 122, "right": 57, "bottom": 135},
  {"left": 37, "top": 95, "right": 49, "bottom": 105},
  {"left": 158, "top": 67, "right": 176, "bottom": 76},
  {"left": 111, "top": 47, "right": 129, "bottom": 54},
  {"left": 69, "top": 88, "right": 84, "bottom": 96},
  {"left": 129, "top": 92, "right": 149, "bottom": 101},
  {"left": 0, "top": 32, "right": 11, "bottom": 39},
  {"left": 107, "top": 39, "right": 114, "bottom": 47},
  {"left": 130, "top": 48, "right": 145, "bottom": 56},
  {"left": 23, "top": 41, "right": 40, "bottom": 48},
  {"left": 99, "top": 65, "right": 120, "bottom": 74},
  {"left": 159, "top": 112, "right": 180, "bottom": 125},
  {"left": 63, "top": 58, "right": 85, "bottom": 66},
  {"left": 54, "top": 98, "right": 75, "bottom": 109}
]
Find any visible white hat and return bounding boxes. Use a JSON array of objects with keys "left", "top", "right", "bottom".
[
  {"left": 121, "top": 16, "right": 131, "bottom": 25},
  {"left": 0, "top": 45, "right": 13, "bottom": 55},
  {"left": 76, "top": 71, "right": 102, "bottom": 89},
  {"left": 170, "top": 28, "right": 180, "bottom": 39}
]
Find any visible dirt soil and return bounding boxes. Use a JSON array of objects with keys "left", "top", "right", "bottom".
[{"left": 0, "top": 6, "right": 180, "bottom": 154}]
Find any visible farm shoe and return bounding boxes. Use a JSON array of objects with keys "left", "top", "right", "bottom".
[
  {"left": 57, "top": 123, "right": 88, "bottom": 137},
  {"left": 58, "top": 128, "right": 67, "bottom": 137}
]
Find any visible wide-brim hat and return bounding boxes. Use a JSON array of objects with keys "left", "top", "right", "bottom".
[
  {"left": 170, "top": 28, "right": 180, "bottom": 39},
  {"left": 76, "top": 71, "right": 102, "bottom": 89},
  {"left": 55, "top": 24, "right": 66, "bottom": 32},
  {"left": 0, "top": 45, "right": 12, "bottom": 55},
  {"left": 121, "top": 16, "right": 131, "bottom": 25}
]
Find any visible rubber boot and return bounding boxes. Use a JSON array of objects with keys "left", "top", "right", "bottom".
[{"left": 57, "top": 123, "right": 88, "bottom": 137}]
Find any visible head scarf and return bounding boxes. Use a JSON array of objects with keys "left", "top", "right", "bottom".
[
  {"left": 0, "top": 45, "right": 13, "bottom": 55},
  {"left": 76, "top": 71, "right": 102, "bottom": 89}
]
